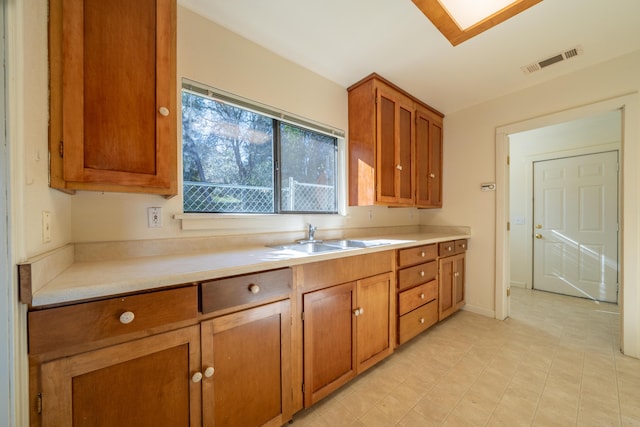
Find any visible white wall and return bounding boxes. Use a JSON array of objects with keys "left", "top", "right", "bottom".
[
  {"left": 509, "top": 111, "right": 622, "bottom": 289},
  {"left": 420, "top": 50, "right": 640, "bottom": 356}
]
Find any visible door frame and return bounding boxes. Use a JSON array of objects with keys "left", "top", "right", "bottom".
[
  {"left": 495, "top": 93, "right": 640, "bottom": 357},
  {"left": 0, "top": 0, "right": 12, "bottom": 423}
]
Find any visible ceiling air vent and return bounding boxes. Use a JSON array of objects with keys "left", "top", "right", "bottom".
[{"left": 521, "top": 45, "right": 584, "bottom": 74}]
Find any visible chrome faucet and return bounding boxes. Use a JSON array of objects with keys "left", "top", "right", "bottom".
[
  {"left": 308, "top": 224, "right": 317, "bottom": 241},
  {"left": 299, "top": 224, "right": 322, "bottom": 244}
]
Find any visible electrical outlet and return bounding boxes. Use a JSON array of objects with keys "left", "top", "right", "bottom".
[
  {"left": 42, "top": 211, "right": 51, "bottom": 243},
  {"left": 147, "top": 207, "right": 162, "bottom": 228}
]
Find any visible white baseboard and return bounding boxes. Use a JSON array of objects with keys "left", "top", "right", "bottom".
[{"left": 461, "top": 304, "right": 495, "bottom": 318}]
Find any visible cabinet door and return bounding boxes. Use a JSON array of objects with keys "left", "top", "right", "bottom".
[
  {"left": 303, "top": 282, "right": 356, "bottom": 407},
  {"left": 376, "top": 86, "right": 414, "bottom": 206},
  {"left": 454, "top": 254, "right": 466, "bottom": 310},
  {"left": 40, "top": 326, "right": 201, "bottom": 427},
  {"left": 356, "top": 273, "right": 394, "bottom": 372},
  {"left": 201, "top": 300, "right": 291, "bottom": 427},
  {"left": 415, "top": 107, "right": 443, "bottom": 208},
  {"left": 438, "top": 253, "right": 465, "bottom": 320},
  {"left": 51, "top": 0, "right": 177, "bottom": 195}
]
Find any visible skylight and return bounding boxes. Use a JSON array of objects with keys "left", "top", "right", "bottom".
[
  {"left": 411, "top": 0, "right": 543, "bottom": 46},
  {"left": 438, "top": 0, "right": 517, "bottom": 30}
]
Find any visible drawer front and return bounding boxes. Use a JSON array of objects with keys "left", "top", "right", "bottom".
[
  {"left": 455, "top": 239, "right": 468, "bottom": 252},
  {"left": 397, "top": 261, "right": 437, "bottom": 291},
  {"left": 200, "top": 268, "right": 292, "bottom": 314},
  {"left": 439, "top": 239, "right": 468, "bottom": 256},
  {"left": 397, "top": 244, "right": 437, "bottom": 267},
  {"left": 398, "top": 300, "right": 438, "bottom": 344},
  {"left": 438, "top": 241, "right": 456, "bottom": 256},
  {"left": 28, "top": 286, "right": 198, "bottom": 355},
  {"left": 398, "top": 280, "right": 437, "bottom": 316}
]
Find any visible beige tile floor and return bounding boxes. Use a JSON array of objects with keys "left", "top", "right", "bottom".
[{"left": 291, "top": 287, "right": 640, "bottom": 426}]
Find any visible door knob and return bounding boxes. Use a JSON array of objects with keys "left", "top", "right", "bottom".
[{"left": 535, "top": 233, "right": 543, "bottom": 239}]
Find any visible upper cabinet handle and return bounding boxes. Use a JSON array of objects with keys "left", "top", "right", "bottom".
[{"left": 158, "top": 107, "right": 170, "bottom": 117}]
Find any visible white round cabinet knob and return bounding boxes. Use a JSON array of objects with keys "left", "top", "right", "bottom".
[
  {"left": 204, "top": 367, "right": 215, "bottom": 378},
  {"left": 191, "top": 372, "right": 203, "bottom": 383},
  {"left": 158, "top": 106, "right": 170, "bottom": 116},
  {"left": 248, "top": 284, "right": 260, "bottom": 294},
  {"left": 430, "top": 173, "right": 436, "bottom": 178},
  {"left": 420, "top": 293, "right": 425, "bottom": 299},
  {"left": 419, "top": 318, "right": 425, "bottom": 324},
  {"left": 119, "top": 311, "right": 135, "bottom": 324}
]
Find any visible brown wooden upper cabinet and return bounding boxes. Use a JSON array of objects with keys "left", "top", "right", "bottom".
[
  {"left": 49, "top": 0, "right": 178, "bottom": 196},
  {"left": 348, "top": 73, "right": 443, "bottom": 208}
]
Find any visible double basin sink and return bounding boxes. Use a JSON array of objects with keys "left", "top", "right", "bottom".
[{"left": 269, "top": 239, "right": 400, "bottom": 254}]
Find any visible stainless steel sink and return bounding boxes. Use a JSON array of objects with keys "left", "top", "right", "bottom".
[
  {"left": 269, "top": 242, "right": 347, "bottom": 254},
  {"left": 322, "top": 239, "right": 370, "bottom": 248},
  {"left": 324, "top": 239, "right": 397, "bottom": 248},
  {"left": 269, "top": 238, "right": 399, "bottom": 254}
]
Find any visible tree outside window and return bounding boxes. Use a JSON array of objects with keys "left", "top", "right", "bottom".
[{"left": 182, "top": 89, "right": 338, "bottom": 214}]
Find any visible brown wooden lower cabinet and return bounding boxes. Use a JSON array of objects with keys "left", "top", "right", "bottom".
[
  {"left": 29, "top": 277, "right": 293, "bottom": 427},
  {"left": 439, "top": 252, "right": 466, "bottom": 320},
  {"left": 28, "top": 242, "right": 468, "bottom": 426},
  {"left": 40, "top": 325, "right": 202, "bottom": 427},
  {"left": 200, "top": 300, "right": 291, "bottom": 427},
  {"left": 302, "top": 272, "right": 393, "bottom": 407}
]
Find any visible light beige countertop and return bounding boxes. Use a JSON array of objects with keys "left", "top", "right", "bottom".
[{"left": 21, "top": 227, "right": 471, "bottom": 307}]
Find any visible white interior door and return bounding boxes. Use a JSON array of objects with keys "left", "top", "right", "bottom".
[{"left": 533, "top": 151, "right": 619, "bottom": 302}]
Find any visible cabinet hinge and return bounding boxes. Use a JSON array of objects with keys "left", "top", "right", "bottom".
[
  {"left": 301, "top": 311, "right": 305, "bottom": 321},
  {"left": 507, "top": 287, "right": 511, "bottom": 297},
  {"left": 302, "top": 382, "right": 305, "bottom": 393},
  {"left": 36, "top": 393, "right": 42, "bottom": 414},
  {"left": 507, "top": 221, "right": 510, "bottom": 231},
  {"left": 58, "top": 141, "right": 64, "bottom": 158},
  {"left": 507, "top": 155, "right": 510, "bottom": 166}
]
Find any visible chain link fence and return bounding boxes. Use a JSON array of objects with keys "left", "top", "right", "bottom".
[{"left": 184, "top": 181, "right": 336, "bottom": 213}]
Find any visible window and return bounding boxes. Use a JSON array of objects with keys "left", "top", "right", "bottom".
[{"left": 182, "top": 82, "right": 342, "bottom": 214}]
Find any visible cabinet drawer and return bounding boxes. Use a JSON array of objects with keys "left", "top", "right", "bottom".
[
  {"left": 397, "top": 244, "right": 437, "bottom": 267},
  {"left": 439, "top": 239, "right": 468, "bottom": 256},
  {"left": 438, "top": 241, "right": 456, "bottom": 256},
  {"left": 200, "top": 268, "right": 291, "bottom": 314},
  {"left": 397, "top": 261, "right": 437, "bottom": 291},
  {"left": 398, "top": 280, "right": 437, "bottom": 316},
  {"left": 455, "top": 239, "right": 468, "bottom": 252},
  {"left": 398, "top": 300, "right": 438, "bottom": 344},
  {"left": 28, "top": 286, "right": 198, "bottom": 355}
]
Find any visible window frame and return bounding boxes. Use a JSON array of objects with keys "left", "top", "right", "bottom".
[{"left": 181, "top": 79, "right": 346, "bottom": 216}]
